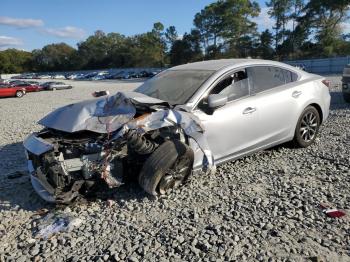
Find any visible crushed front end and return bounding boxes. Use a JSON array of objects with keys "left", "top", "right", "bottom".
[{"left": 23, "top": 91, "right": 214, "bottom": 203}]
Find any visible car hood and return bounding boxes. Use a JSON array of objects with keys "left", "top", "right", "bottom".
[{"left": 38, "top": 91, "right": 170, "bottom": 133}]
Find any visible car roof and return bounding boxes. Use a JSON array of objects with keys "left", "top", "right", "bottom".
[{"left": 170, "top": 58, "right": 301, "bottom": 73}]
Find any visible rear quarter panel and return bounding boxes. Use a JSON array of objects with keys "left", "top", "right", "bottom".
[{"left": 289, "top": 76, "right": 330, "bottom": 138}]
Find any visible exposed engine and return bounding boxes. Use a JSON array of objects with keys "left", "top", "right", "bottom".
[{"left": 27, "top": 126, "right": 183, "bottom": 203}]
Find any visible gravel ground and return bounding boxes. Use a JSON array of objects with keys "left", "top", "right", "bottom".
[{"left": 0, "top": 77, "right": 349, "bottom": 262}]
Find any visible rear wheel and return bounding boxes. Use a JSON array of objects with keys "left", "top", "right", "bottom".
[
  {"left": 343, "top": 93, "right": 350, "bottom": 103},
  {"left": 138, "top": 140, "right": 194, "bottom": 196},
  {"left": 15, "top": 91, "right": 24, "bottom": 98},
  {"left": 292, "top": 106, "right": 320, "bottom": 148}
]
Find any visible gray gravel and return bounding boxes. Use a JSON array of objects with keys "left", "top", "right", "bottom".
[{"left": 0, "top": 77, "right": 349, "bottom": 261}]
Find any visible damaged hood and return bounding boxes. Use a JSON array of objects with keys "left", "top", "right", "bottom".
[
  {"left": 38, "top": 91, "right": 215, "bottom": 172},
  {"left": 38, "top": 91, "right": 170, "bottom": 133}
]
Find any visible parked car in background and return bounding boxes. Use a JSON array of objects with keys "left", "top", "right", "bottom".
[
  {"left": 11, "top": 82, "right": 42, "bottom": 93},
  {"left": 23, "top": 59, "right": 330, "bottom": 203},
  {"left": 76, "top": 72, "right": 98, "bottom": 80},
  {"left": 26, "top": 81, "right": 40, "bottom": 85},
  {"left": 37, "top": 74, "right": 51, "bottom": 79},
  {"left": 0, "top": 85, "right": 26, "bottom": 98},
  {"left": 342, "top": 65, "right": 350, "bottom": 103},
  {"left": 66, "top": 73, "right": 83, "bottom": 80},
  {"left": 40, "top": 81, "right": 73, "bottom": 91},
  {"left": 51, "top": 74, "right": 66, "bottom": 79},
  {"left": 90, "top": 72, "right": 109, "bottom": 80},
  {"left": 104, "top": 71, "right": 125, "bottom": 79}
]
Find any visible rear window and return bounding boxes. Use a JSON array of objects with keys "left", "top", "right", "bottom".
[{"left": 343, "top": 66, "right": 350, "bottom": 75}]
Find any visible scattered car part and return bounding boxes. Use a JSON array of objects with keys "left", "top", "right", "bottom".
[
  {"left": 320, "top": 203, "right": 346, "bottom": 218},
  {"left": 92, "top": 90, "right": 110, "bottom": 97}
]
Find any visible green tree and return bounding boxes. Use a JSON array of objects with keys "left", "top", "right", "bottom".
[
  {"left": 0, "top": 49, "right": 33, "bottom": 73},
  {"left": 194, "top": 0, "right": 260, "bottom": 58},
  {"left": 169, "top": 29, "right": 203, "bottom": 65},
  {"left": 266, "top": 0, "right": 293, "bottom": 56},
  {"left": 300, "top": 0, "right": 350, "bottom": 57},
  {"left": 257, "top": 29, "right": 274, "bottom": 59},
  {"left": 31, "top": 43, "right": 76, "bottom": 72},
  {"left": 165, "top": 26, "right": 178, "bottom": 46}
]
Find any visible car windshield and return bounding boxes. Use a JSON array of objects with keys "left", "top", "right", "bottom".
[{"left": 135, "top": 69, "right": 214, "bottom": 105}]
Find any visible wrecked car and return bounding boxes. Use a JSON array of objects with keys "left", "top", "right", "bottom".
[{"left": 23, "top": 59, "right": 331, "bottom": 203}]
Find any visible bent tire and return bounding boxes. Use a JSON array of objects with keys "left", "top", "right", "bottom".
[
  {"left": 343, "top": 93, "right": 350, "bottom": 103},
  {"left": 15, "top": 91, "right": 24, "bottom": 98},
  {"left": 292, "top": 106, "right": 320, "bottom": 148},
  {"left": 138, "top": 140, "right": 194, "bottom": 196}
]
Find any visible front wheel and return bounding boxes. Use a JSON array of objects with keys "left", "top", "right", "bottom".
[
  {"left": 292, "top": 106, "right": 320, "bottom": 148},
  {"left": 15, "top": 91, "right": 24, "bottom": 98},
  {"left": 138, "top": 140, "right": 194, "bottom": 196}
]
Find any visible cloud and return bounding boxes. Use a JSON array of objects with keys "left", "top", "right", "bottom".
[
  {"left": 252, "top": 7, "right": 294, "bottom": 32},
  {"left": 0, "top": 36, "right": 23, "bottom": 50},
  {"left": 252, "top": 7, "right": 274, "bottom": 31},
  {"left": 41, "top": 26, "right": 85, "bottom": 39},
  {"left": 340, "top": 22, "right": 350, "bottom": 34},
  {"left": 0, "top": 16, "right": 44, "bottom": 28}
]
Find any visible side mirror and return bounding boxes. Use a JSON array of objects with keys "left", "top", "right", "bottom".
[{"left": 208, "top": 94, "right": 228, "bottom": 109}]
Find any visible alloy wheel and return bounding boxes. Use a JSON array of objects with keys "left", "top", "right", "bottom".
[
  {"left": 158, "top": 155, "right": 192, "bottom": 195},
  {"left": 300, "top": 112, "right": 318, "bottom": 142}
]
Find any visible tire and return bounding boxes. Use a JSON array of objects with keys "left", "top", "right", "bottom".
[
  {"left": 15, "top": 91, "right": 24, "bottom": 98},
  {"left": 138, "top": 140, "right": 194, "bottom": 196},
  {"left": 292, "top": 106, "right": 320, "bottom": 148},
  {"left": 343, "top": 93, "right": 350, "bottom": 103}
]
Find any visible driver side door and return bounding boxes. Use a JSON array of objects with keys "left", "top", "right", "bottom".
[{"left": 192, "top": 68, "right": 260, "bottom": 166}]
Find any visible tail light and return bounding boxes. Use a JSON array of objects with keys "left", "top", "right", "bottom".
[{"left": 322, "top": 79, "right": 331, "bottom": 88}]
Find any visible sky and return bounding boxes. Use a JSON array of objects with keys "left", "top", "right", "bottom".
[{"left": 0, "top": 0, "right": 281, "bottom": 51}]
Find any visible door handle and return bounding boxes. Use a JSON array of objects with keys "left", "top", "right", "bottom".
[
  {"left": 292, "top": 90, "right": 302, "bottom": 98},
  {"left": 243, "top": 107, "right": 256, "bottom": 114}
]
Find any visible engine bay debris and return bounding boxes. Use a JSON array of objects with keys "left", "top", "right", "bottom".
[{"left": 24, "top": 91, "right": 215, "bottom": 203}]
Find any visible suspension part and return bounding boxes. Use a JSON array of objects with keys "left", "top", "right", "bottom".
[{"left": 126, "top": 130, "right": 157, "bottom": 155}]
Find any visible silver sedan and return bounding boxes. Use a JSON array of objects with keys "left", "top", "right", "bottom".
[
  {"left": 137, "top": 59, "right": 331, "bottom": 171},
  {"left": 23, "top": 59, "right": 331, "bottom": 202}
]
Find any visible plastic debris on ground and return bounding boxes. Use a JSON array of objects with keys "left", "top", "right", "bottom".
[
  {"left": 320, "top": 203, "right": 346, "bottom": 218},
  {"left": 35, "top": 211, "right": 83, "bottom": 239},
  {"left": 92, "top": 90, "right": 110, "bottom": 97}
]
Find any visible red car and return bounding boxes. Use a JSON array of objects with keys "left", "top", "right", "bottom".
[
  {"left": 0, "top": 85, "right": 26, "bottom": 98},
  {"left": 12, "top": 82, "right": 42, "bottom": 92}
]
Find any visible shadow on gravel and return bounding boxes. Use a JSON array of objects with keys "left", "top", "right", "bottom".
[
  {"left": 0, "top": 142, "right": 51, "bottom": 211},
  {"left": 330, "top": 91, "right": 350, "bottom": 110}
]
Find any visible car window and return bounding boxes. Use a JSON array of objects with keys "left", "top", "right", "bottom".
[
  {"left": 209, "top": 70, "right": 249, "bottom": 102},
  {"left": 247, "top": 66, "right": 297, "bottom": 94},
  {"left": 343, "top": 67, "right": 350, "bottom": 75},
  {"left": 136, "top": 69, "right": 214, "bottom": 105}
]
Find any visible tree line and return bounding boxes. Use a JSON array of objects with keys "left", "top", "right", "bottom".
[{"left": 0, "top": 0, "right": 349, "bottom": 74}]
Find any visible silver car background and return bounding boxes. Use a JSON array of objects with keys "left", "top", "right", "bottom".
[{"left": 23, "top": 59, "right": 331, "bottom": 203}]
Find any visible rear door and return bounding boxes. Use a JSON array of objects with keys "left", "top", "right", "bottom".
[{"left": 246, "top": 65, "right": 300, "bottom": 147}]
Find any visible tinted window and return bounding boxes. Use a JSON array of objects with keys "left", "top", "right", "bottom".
[
  {"left": 247, "top": 66, "right": 297, "bottom": 94},
  {"left": 210, "top": 70, "right": 249, "bottom": 101}
]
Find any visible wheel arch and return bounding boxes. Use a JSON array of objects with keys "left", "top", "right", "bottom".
[{"left": 308, "top": 103, "right": 323, "bottom": 124}]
